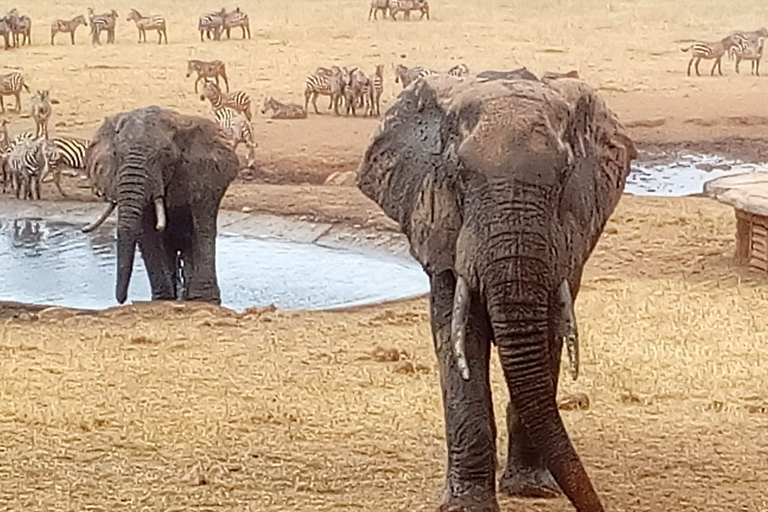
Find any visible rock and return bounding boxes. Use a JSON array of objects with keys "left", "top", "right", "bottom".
[
  {"left": 241, "top": 206, "right": 253, "bottom": 213},
  {"left": 393, "top": 361, "right": 415, "bottom": 374},
  {"left": 557, "top": 392, "right": 590, "bottom": 410},
  {"left": 323, "top": 170, "right": 357, "bottom": 187}
]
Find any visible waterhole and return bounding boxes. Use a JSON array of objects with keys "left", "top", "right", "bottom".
[
  {"left": 626, "top": 151, "right": 765, "bottom": 197},
  {"left": 0, "top": 217, "right": 429, "bottom": 312}
]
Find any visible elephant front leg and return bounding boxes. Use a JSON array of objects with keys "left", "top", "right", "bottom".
[
  {"left": 430, "top": 271, "right": 498, "bottom": 512},
  {"left": 185, "top": 207, "right": 222, "bottom": 305},
  {"left": 137, "top": 219, "right": 176, "bottom": 301}
]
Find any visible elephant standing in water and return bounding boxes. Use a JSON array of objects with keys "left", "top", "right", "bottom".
[
  {"left": 357, "top": 75, "right": 637, "bottom": 511},
  {"left": 82, "top": 106, "right": 239, "bottom": 305}
]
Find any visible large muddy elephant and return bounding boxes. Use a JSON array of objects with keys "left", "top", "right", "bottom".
[
  {"left": 82, "top": 106, "right": 239, "bottom": 305},
  {"left": 357, "top": 75, "right": 637, "bottom": 511}
]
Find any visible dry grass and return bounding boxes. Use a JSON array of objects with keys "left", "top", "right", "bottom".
[{"left": 1, "top": 197, "right": 768, "bottom": 511}]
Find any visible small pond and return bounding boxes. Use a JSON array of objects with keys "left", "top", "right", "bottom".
[
  {"left": 626, "top": 151, "right": 765, "bottom": 197},
  {"left": 0, "top": 218, "right": 430, "bottom": 312}
]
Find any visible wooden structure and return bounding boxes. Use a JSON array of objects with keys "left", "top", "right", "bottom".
[{"left": 705, "top": 172, "right": 768, "bottom": 271}]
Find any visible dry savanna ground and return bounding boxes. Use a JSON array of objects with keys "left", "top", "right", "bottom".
[{"left": 1, "top": 0, "right": 768, "bottom": 511}]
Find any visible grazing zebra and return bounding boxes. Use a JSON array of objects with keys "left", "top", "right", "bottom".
[
  {"left": 389, "top": 0, "right": 430, "bottom": 20},
  {"left": 261, "top": 97, "right": 308, "bottom": 119},
  {"left": 89, "top": 8, "right": 118, "bottom": 45},
  {"left": 200, "top": 80, "right": 252, "bottom": 121},
  {"left": 31, "top": 90, "right": 52, "bottom": 140},
  {"left": 187, "top": 59, "right": 229, "bottom": 93},
  {"left": 368, "top": 64, "right": 384, "bottom": 117},
  {"left": 223, "top": 8, "right": 250, "bottom": 39},
  {"left": 681, "top": 35, "right": 743, "bottom": 76},
  {"left": 304, "top": 66, "right": 347, "bottom": 115},
  {"left": 0, "top": 72, "right": 29, "bottom": 113},
  {"left": 198, "top": 9, "right": 225, "bottom": 42},
  {"left": 51, "top": 15, "right": 88, "bottom": 45},
  {"left": 7, "top": 138, "right": 56, "bottom": 200},
  {"left": 127, "top": 9, "right": 167, "bottom": 44},
  {"left": 368, "top": 0, "right": 389, "bottom": 20},
  {"left": 394, "top": 64, "right": 437, "bottom": 88}
]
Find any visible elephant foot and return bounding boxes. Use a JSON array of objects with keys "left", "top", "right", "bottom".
[
  {"left": 498, "top": 465, "right": 560, "bottom": 498},
  {"left": 439, "top": 494, "right": 499, "bottom": 512},
  {"left": 440, "top": 484, "right": 498, "bottom": 512}
]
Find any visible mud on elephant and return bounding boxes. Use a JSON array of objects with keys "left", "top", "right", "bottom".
[
  {"left": 357, "top": 75, "right": 637, "bottom": 511},
  {"left": 82, "top": 105, "right": 239, "bottom": 305}
]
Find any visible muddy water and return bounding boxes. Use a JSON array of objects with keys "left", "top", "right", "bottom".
[
  {"left": 626, "top": 150, "right": 765, "bottom": 196},
  {"left": 0, "top": 218, "right": 429, "bottom": 312}
]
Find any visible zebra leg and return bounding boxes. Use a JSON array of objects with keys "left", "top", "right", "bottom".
[
  {"left": 736, "top": 57, "right": 741, "bottom": 74},
  {"left": 14, "top": 92, "right": 21, "bottom": 113},
  {"left": 71, "top": 31, "right": 76, "bottom": 45},
  {"left": 694, "top": 58, "right": 701, "bottom": 76}
]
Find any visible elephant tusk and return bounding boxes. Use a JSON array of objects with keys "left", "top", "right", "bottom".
[
  {"left": 154, "top": 197, "right": 166, "bottom": 232},
  {"left": 81, "top": 201, "right": 116, "bottom": 233},
  {"left": 558, "top": 279, "right": 579, "bottom": 381},
  {"left": 450, "top": 275, "right": 471, "bottom": 381}
]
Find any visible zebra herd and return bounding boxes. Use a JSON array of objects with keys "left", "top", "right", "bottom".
[
  {"left": 682, "top": 27, "right": 768, "bottom": 76},
  {"left": 197, "top": 7, "right": 251, "bottom": 42}
]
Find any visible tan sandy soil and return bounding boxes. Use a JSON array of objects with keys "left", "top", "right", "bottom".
[{"left": 1, "top": 0, "right": 768, "bottom": 510}]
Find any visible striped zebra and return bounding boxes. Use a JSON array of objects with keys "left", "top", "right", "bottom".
[
  {"left": 31, "top": 90, "right": 52, "bottom": 140},
  {"left": 10, "top": 13, "right": 30, "bottom": 46},
  {"left": 51, "top": 15, "right": 88, "bottom": 45},
  {"left": 214, "top": 107, "right": 257, "bottom": 167},
  {"left": 730, "top": 29, "right": 768, "bottom": 75},
  {"left": 681, "top": 34, "right": 744, "bottom": 76},
  {"left": 223, "top": 8, "right": 250, "bottom": 40},
  {"left": 8, "top": 130, "right": 91, "bottom": 196},
  {"left": 304, "top": 66, "right": 346, "bottom": 115},
  {"left": 88, "top": 8, "right": 118, "bottom": 45},
  {"left": 127, "top": 9, "right": 167, "bottom": 44},
  {"left": 389, "top": 0, "right": 430, "bottom": 20},
  {"left": 187, "top": 59, "right": 229, "bottom": 93},
  {"left": 6, "top": 137, "right": 57, "bottom": 200},
  {"left": 200, "top": 80, "right": 252, "bottom": 121},
  {"left": 198, "top": 9, "right": 225, "bottom": 42},
  {"left": 368, "top": 64, "right": 384, "bottom": 117},
  {"left": 394, "top": 64, "right": 437, "bottom": 89},
  {"left": 447, "top": 63, "right": 470, "bottom": 77},
  {"left": 0, "top": 72, "right": 30, "bottom": 113}
]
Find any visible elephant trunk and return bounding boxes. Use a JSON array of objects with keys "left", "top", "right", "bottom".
[
  {"left": 476, "top": 191, "right": 603, "bottom": 512},
  {"left": 115, "top": 155, "right": 150, "bottom": 304}
]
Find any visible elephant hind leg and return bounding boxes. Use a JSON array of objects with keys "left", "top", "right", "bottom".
[{"left": 184, "top": 204, "right": 223, "bottom": 305}]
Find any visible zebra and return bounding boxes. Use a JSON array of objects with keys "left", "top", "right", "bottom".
[
  {"left": 127, "top": 9, "right": 167, "bottom": 44},
  {"left": 447, "top": 63, "right": 470, "bottom": 77},
  {"left": 214, "top": 107, "right": 257, "bottom": 167},
  {"left": 0, "top": 18, "right": 11, "bottom": 50},
  {"left": 31, "top": 90, "right": 52, "bottom": 140},
  {"left": 6, "top": 137, "right": 56, "bottom": 200},
  {"left": 681, "top": 35, "right": 744, "bottom": 76},
  {"left": 389, "top": 0, "right": 430, "bottom": 20},
  {"left": 223, "top": 8, "right": 250, "bottom": 39},
  {"left": 7, "top": 130, "right": 90, "bottom": 196},
  {"left": 200, "top": 80, "right": 252, "bottom": 121},
  {"left": 10, "top": 13, "right": 30, "bottom": 46},
  {"left": 0, "top": 72, "right": 30, "bottom": 113},
  {"left": 261, "top": 97, "right": 308, "bottom": 119},
  {"left": 344, "top": 68, "right": 371, "bottom": 117},
  {"left": 187, "top": 59, "right": 229, "bottom": 93},
  {"left": 88, "top": 8, "right": 118, "bottom": 45},
  {"left": 368, "top": 64, "right": 384, "bottom": 117},
  {"left": 304, "top": 66, "right": 347, "bottom": 115},
  {"left": 730, "top": 30, "right": 768, "bottom": 75},
  {"left": 394, "top": 64, "right": 437, "bottom": 89},
  {"left": 368, "top": 0, "right": 389, "bottom": 20},
  {"left": 2, "top": 8, "right": 21, "bottom": 47},
  {"left": 51, "top": 15, "right": 88, "bottom": 45},
  {"left": 198, "top": 9, "right": 225, "bottom": 42}
]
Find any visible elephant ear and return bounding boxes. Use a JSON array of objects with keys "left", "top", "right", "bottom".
[{"left": 357, "top": 78, "right": 463, "bottom": 273}]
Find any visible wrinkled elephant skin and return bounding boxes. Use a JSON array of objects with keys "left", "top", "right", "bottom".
[
  {"left": 84, "top": 106, "right": 239, "bottom": 305},
  {"left": 357, "top": 75, "right": 637, "bottom": 511}
]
